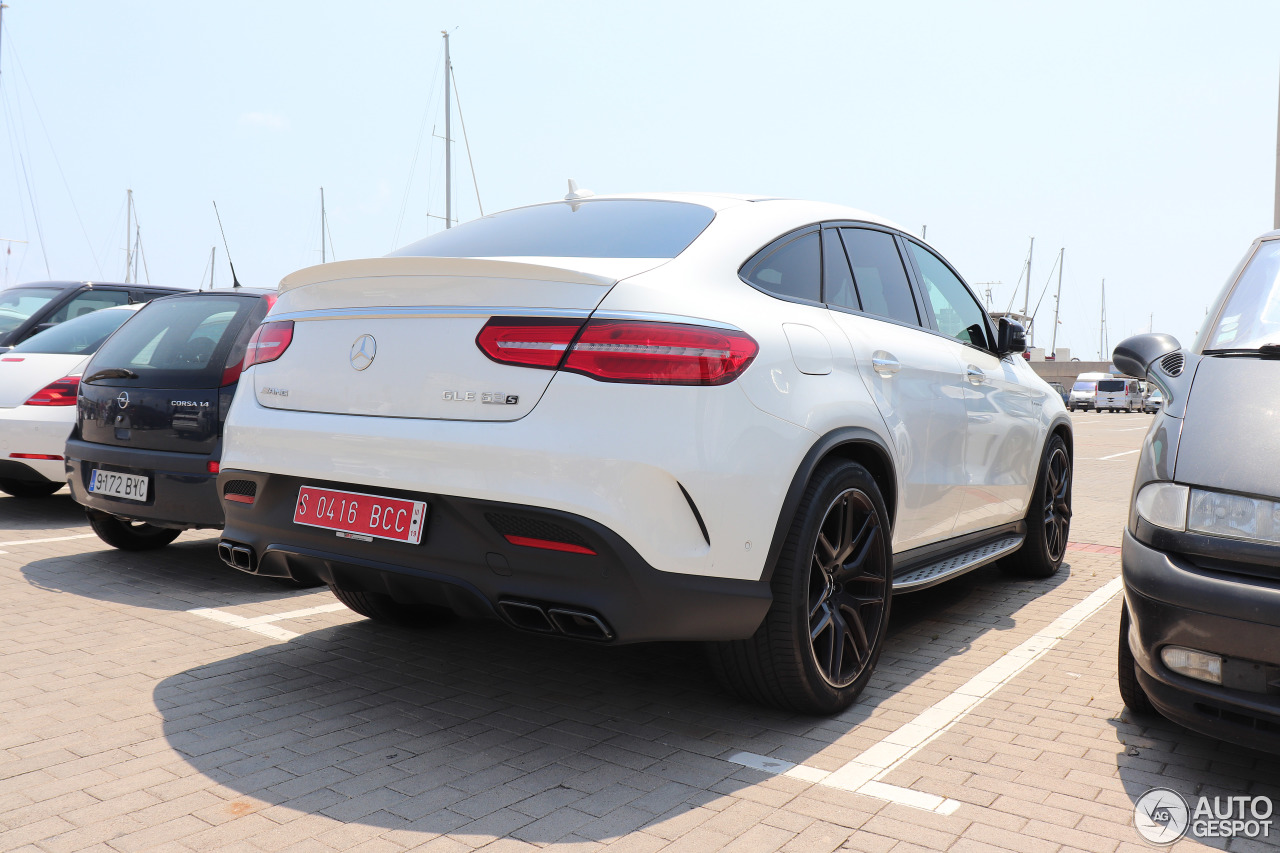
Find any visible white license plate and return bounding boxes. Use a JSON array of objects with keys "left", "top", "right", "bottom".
[{"left": 88, "top": 469, "right": 149, "bottom": 502}]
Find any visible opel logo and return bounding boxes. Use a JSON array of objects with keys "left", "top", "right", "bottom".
[
  {"left": 116, "top": 392, "right": 130, "bottom": 409},
  {"left": 350, "top": 334, "right": 377, "bottom": 371}
]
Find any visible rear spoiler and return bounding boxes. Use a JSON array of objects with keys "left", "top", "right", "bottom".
[{"left": 278, "top": 256, "right": 635, "bottom": 294}]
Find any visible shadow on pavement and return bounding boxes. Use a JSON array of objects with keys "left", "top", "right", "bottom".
[
  {"left": 148, "top": 559, "right": 1075, "bottom": 842},
  {"left": 19, "top": 535, "right": 311, "bottom": 611},
  {"left": 0, "top": 491, "right": 93, "bottom": 533}
]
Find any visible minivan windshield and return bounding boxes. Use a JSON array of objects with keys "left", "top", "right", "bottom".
[
  {"left": 391, "top": 200, "right": 716, "bottom": 259},
  {"left": 1204, "top": 239, "right": 1280, "bottom": 352},
  {"left": 84, "top": 295, "right": 255, "bottom": 389},
  {"left": 0, "top": 286, "right": 62, "bottom": 337},
  {"left": 12, "top": 305, "right": 139, "bottom": 355},
  {"left": 1073, "top": 381, "right": 1097, "bottom": 391}
]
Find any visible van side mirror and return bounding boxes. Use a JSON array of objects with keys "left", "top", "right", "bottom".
[
  {"left": 997, "top": 318, "right": 1026, "bottom": 355},
  {"left": 1112, "top": 333, "right": 1181, "bottom": 379}
]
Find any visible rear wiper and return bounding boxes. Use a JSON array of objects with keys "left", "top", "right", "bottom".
[
  {"left": 84, "top": 367, "right": 139, "bottom": 383},
  {"left": 1203, "top": 344, "right": 1280, "bottom": 358}
]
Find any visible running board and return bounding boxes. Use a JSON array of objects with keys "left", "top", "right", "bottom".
[{"left": 892, "top": 535, "right": 1024, "bottom": 593}]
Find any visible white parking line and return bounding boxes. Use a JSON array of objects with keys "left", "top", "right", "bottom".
[
  {"left": 728, "top": 575, "right": 1124, "bottom": 814},
  {"left": 0, "top": 533, "right": 97, "bottom": 547},
  {"left": 187, "top": 602, "right": 348, "bottom": 641},
  {"left": 1098, "top": 449, "right": 1139, "bottom": 460}
]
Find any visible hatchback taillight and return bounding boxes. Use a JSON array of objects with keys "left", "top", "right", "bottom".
[
  {"left": 243, "top": 321, "right": 294, "bottom": 370},
  {"left": 476, "top": 317, "right": 758, "bottom": 386},
  {"left": 25, "top": 375, "right": 81, "bottom": 406}
]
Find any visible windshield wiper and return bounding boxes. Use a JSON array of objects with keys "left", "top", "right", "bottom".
[
  {"left": 84, "top": 367, "right": 139, "bottom": 383},
  {"left": 1203, "top": 343, "right": 1280, "bottom": 358}
]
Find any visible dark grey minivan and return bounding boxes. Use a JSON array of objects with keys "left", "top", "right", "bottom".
[
  {"left": 65, "top": 289, "right": 274, "bottom": 549},
  {"left": 1116, "top": 230, "right": 1280, "bottom": 753}
]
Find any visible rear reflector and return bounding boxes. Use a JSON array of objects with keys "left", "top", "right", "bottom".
[
  {"left": 2, "top": 357, "right": 24, "bottom": 362},
  {"left": 207, "top": 461, "right": 220, "bottom": 474},
  {"left": 24, "top": 375, "right": 81, "bottom": 406},
  {"left": 476, "top": 318, "right": 586, "bottom": 369},
  {"left": 477, "top": 318, "right": 758, "bottom": 385},
  {"left": 10, "top": 453, "right": 63, "bottom": 460},
  {"left": 243, "top": 321, "right": 294, "bottom": 370},
  {"left": 503, "top": 534, "right": 597, "bottom": 555}
]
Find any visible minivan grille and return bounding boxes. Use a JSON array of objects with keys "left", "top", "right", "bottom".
[{"left": 1159, "top": 352, "right": 1184, "bottom": 377}]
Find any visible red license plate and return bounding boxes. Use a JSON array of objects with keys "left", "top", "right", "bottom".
[{"left": 293, "top": 486, "right": 427, "bottom": 544}]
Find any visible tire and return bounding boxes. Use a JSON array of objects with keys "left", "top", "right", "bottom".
[
  {"left": 1118, "top": 603, "right": 1156, "bottom": 715},
  {"left": 329, "top": 584, "right": 452, "bottom": 627},
  {"left": 708, "top": 459, "right": 892, "bottom": 714},
  {"left": 1002, "top": 434, "right": 1071, "bottom": 578},
  {"left": 87, "top": 511, "right": 182, "bottom": 550},
  {"left": 0, "top": 479, "right": 63, "bottom": 498}
]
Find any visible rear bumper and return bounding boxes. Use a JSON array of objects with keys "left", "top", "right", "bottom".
[
  {"left": 1122, "top": 528, "right": 1280, "bottom": 754},
  {"left": 217, "top": 469, "right": 773, "bottom": 644},
  {"left": 65, "top": 437, "right": 224, "bottom": 529},
  {"left": 0, "top": 406, "right": 73, "bottom": 482}
]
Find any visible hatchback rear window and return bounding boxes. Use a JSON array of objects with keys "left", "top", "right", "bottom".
[
  {"left": 390, "top": 200, "right": 716, "bottom": 259},
  {"left": 1097, "top": 380, "right": 1125, "bottom": 392},
  {"left": 85, "top": 296, "right": 256, "bottom": 389},
  {"left": 12, "top": 306, "right": 138, "bottom": 355}
]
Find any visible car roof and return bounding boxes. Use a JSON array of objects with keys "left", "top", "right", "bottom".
[
  {"left": 154, "top": 287, "right": 275, "bottom": 298},
  {"left": 1, "top": 280, "right": 191, "bottom": 292}
]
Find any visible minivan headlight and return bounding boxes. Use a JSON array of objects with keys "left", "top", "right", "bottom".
[
  {"left": 1135, "top": 483, "right": 1189, "bottom": 530},
  {"left": 1187, "top": 489, "right": 1280, "bottom": 544}
]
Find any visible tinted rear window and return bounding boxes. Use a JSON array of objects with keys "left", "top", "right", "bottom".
[
  {"left": 84, "top": 296, "right": 256, "bottom": 389},
  {"left": 390, "top": 200, "right": 715, "bottom": 259},
  {"left": 1097, "top": 380, "right": 1125, "bottom": 392},
  {"left": 12, "top": 306, "right": 137, "bottom": 355}
]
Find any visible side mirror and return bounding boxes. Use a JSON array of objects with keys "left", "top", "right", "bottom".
[
  {"left": 1112, "top": 333, "right": 1181, "bottom": 379},
  {"left": 997, "top": 318, "right": 1026, "bottom": 355}
]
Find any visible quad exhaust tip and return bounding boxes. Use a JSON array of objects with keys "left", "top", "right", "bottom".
[
  {"left": 217, "top": 540, "right": 258, "bottom": 572},
  {"left": 498, "top": 599, "right": 614, "bottom": 642}
]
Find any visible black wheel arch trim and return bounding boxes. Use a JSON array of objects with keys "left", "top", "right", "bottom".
[{"left": 761, "top": 426, "right": 897, "bottom": 584}]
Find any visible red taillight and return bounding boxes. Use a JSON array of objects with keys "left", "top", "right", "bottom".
[
  {"left": 25, "top": 375, "right": 81, "bottom": 406},
  {"left": 10, "top": 453, "right": 63, "bottom": 460},
  {"left": 503, "top": 534, "right": 597, "bottom": 555},
  {"left": 207, "top": 461, "right": 220, "bottom": 474},
  {"left": 476, "top": 318, "right": 758, "bottom": 386},
  {"left": 476, "top": 318, "right": 586, "bottom": 369},
  {"left": 243, "top": 320, "right": 294, "bottom": 370}
]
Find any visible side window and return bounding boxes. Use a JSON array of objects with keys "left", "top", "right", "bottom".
[
  {"left": 45, "top": 290, "right": 131, "bottom": 324},
  {"left": 744, "top": 231, "right": 821, "bottom": 303},
  {"left": 906, "top": 243, "right": 992, "bottom": 349},
  {"left": 839, "top": 228, "right": 920, "bottom": 325},
  {"left": 821, "top": 228, "right": 859, "bottom": 310}
]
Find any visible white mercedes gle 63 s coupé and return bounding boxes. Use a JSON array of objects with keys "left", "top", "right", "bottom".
[{"left": 216, "top": 193, "right": 1073, "bottom": 714}]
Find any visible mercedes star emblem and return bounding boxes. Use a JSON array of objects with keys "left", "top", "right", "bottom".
[
  {"left": 116, "top": 391, "right": 130, "bottom": 409},
  {"left": 350, "top": 334, "right": 377, "bottom": 371}
]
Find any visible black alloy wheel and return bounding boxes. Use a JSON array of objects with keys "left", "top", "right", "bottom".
[
  {"left": 1002, "top": 434, "right": 1072, "bottom": 578},
  {"left": 806, "top": 488, "right": 888, "bottom": 688},
  {"left": 708, "top": 459, "right": 892, "bottom": 714}
]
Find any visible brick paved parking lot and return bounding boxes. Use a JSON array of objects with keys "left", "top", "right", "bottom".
[{"left": 3, "top": 411, "right": 1277, "bottom": 852}]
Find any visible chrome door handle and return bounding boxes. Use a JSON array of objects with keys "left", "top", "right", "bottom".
[
  {"left": 871, "top": 351, "right": 900, "bottom": 377},
  {"left": 965, "top": 365, "right": 985, "bottom": 384}
]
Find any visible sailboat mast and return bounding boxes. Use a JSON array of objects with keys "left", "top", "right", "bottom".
[
  {"left": 1099, "top": 278, "right": 1108, "bottom": 361},
  {"left": 1050, "top": 249, "right": 1064, "bottom": 356},
  {"left": 442, "top": 31, "right": 452, "bottom": 229},
  {"left": 0, "top": 5, "right": 7, "bottom": 87},
  {"left": 320, "top": 187, "right": 326, "bottom": 263},
  {"left": 125, "top": 189, "right": 134, "bottom": 283},
  {"left": 1022, "top": 237, "right": 1034, "bottom": 315}
]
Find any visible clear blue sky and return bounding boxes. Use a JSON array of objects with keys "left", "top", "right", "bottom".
[{"left": 2, "top": 0, "right": 1278, "bottom": 359}]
